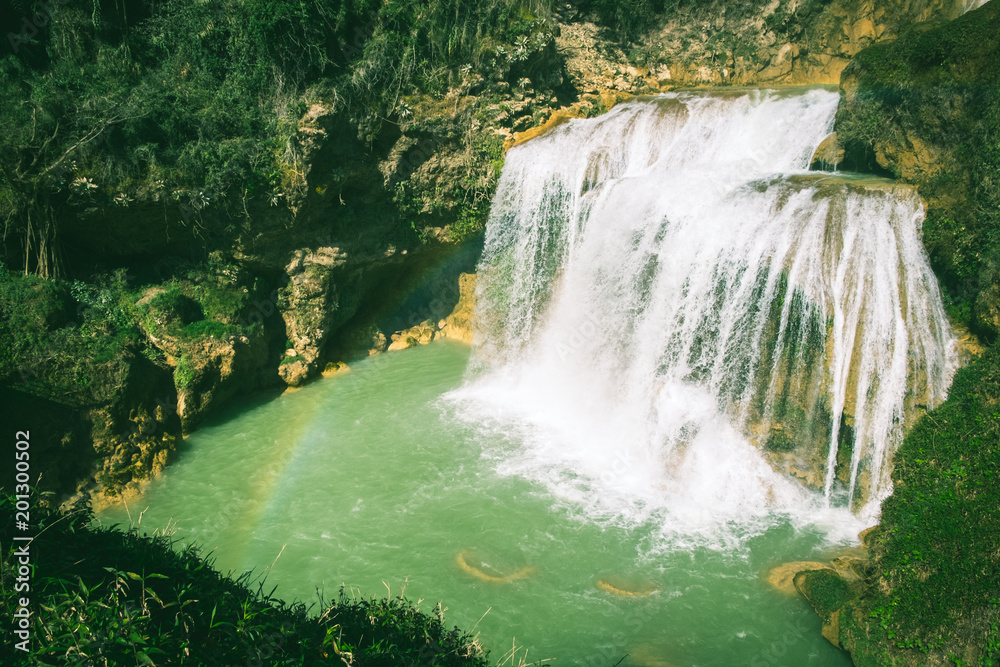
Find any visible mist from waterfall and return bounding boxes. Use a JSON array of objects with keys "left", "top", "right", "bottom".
[{"left": 450, "top": 88, "right": 956, "bottom": 548}]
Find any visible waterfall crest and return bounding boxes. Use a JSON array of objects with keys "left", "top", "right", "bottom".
[{"left": 453, "top": 89, "right": 956, "bottom": 542}]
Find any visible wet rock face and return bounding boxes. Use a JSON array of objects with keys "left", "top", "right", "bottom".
[
  {"left": 833, "top": 0, "right": 1000, "bottom": 344},
  {"left": 278, "top": 247, "right": 348, "bottom": 386},
  {"left": 173, "top": 332, "right": 271, "bottom": 431},
  {"left": 810, "top": 133, "right": 845, "bottom": 171},
  {"left": 387, "top": 320, "right": 437, "bottom": 351},
  {"left": 437, "top": 273, "right": 477, "bottom": 345}
]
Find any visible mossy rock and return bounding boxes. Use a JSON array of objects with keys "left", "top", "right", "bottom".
[
  {"left": 764, "top": 427, "right": 796, "bottom": 453},
  {"left": 794, "top": 569, "right": 852, "bottom": 621}
]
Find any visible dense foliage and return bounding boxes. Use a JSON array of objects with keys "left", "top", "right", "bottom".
[
  {"left": 844, "top": 345, "right": 1000, "bottom": 663},
  {"left": 0, "top": 260, "right": 142, "bottom": 406},
  {"left": 0, "top": 0, "right": 562, "bottom": 277},
  {"left": 0, "top": 492, "right": 490, "bottom": 666}
]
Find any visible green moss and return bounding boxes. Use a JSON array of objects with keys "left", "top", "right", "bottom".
[
  {"left": 182, "top": 319, "right": 238, "bottom": 339},
  {"left": 799, "top": 569, "right": 851, "bottom": 618},
  {"left": 764, "top": 429, "right": 796, "bottom": 453},
  {"left": 174, "top": 354, "right": 196, "bottom": 388},
  {"left": 849, "top": 345, "right": 1000, "bottom": 659}
]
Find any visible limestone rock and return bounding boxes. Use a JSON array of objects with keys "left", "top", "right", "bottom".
[
  {"left": 821, "top": 610, "right": 841, "bottom": 648},
  {"left": 174, "top": 332, "right": 271, "bottom": 430},
  {"left": 438, "top": 273, "right": 477, "bottom": 344},
  {"left": 858, "top": 525, "right": 880, "bottom": 549},
  {"left": 953, "top": 323, "right": 986, "bottom": 365},
  {"left": 810, "top": 133, "right": 845, "bottom": 171},
  {"left": 794, "top": 569, "right": 853, "bottom": 648},
  {"left": 322, "top": 361, "right": 350, "bottom": 377},
  {"left": 278, "top": 358, "right": 310, "bottom": 386},
  {"left": 387, "top": 320, "right": 437, "bottom": 352},
  {"left": 278, "top": 246, "right": 348, "bottom": 385},
  {"left": 765, "top": 561, "right": 833, "bottom": 595},
  {"left": 369, "top": 330, "right": 388, "bottom": 356},
  {"left": 80, "top": 352, "right": 181, "bottom": 502}
]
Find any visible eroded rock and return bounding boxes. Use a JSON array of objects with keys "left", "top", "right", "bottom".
[
  {"left": 278, "top": 246, "right": 348, "bottom": 384},
  {"left": 765, "top": 561, "right": 834, "bottom": 595},
  {"left": 388, "top": 320, "right": 437, "bottom": 351},
  {"left": 810, "top": 133, "right": 845, "bottom": 171},
  {"left": 437, "top": 273, "right": 477, "bottom": 344}
]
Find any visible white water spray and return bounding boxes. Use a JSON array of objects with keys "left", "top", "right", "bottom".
[{"left": 451, "top": 89, "right": 955, "bottom": 544}]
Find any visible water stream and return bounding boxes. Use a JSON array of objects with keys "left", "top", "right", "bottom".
[
  {"left": 463, "top": 88, "right": 955, "bottom": 526},
  {"left": 99, "top": 88, "right": 956, "bottom": 665}
]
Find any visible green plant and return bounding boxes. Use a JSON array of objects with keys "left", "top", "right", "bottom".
[
  {"left": 849, "top": 344, "right": 1000, "bottom": 658},
  {"left": 174, "top": 354, "right": 196, "bottom": 388}
]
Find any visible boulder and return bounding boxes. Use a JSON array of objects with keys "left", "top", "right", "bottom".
[
  {"left": 437, "top": 273, "right": 477, "bottom": 344},
  {"left": 278, "top": 246, "right": 348, "bottom": 384},
  {"left": 387, "top": 320, "right": 438, "bottom": 351},
  {"left": 810, "top": 133, "right": 845, "bottom": 171}
]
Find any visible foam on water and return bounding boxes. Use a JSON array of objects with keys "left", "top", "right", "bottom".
[{"left": 449, "top": 88, "right": 956, "bottom": 547}]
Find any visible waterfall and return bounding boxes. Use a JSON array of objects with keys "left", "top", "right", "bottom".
[{"left": 451, "top": 89, "right": 956, "bottom": 544}]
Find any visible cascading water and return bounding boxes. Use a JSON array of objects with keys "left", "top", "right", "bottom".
[{"left": 452, "top": 88, "right": 956, "bottom": 543}]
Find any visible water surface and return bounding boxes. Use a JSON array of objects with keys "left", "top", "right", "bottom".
[{"left": 100, "top": 341, "right": 853, "bottom": 666}]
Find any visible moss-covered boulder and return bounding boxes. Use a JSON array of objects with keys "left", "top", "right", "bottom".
[{"left": 795, "top": 569, "right": 853, "bottom": 648}]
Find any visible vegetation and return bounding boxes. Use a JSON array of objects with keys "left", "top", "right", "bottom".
[
  {"left": 0, "top": 261, "right": 142, "bottom": 407},
  {"left": 834, "top": 2, "right": 1000, "bottom": 334},
  {"left": 0, "top": 0, "right": 570, "bottom": 276},
  {"left": 826, "top": 8, "right": 1000, "bottom": 663},
  {"left": 4, "top": 0, "right": 1000, "bottom": 664},
  {"left": 797, "top": 569, "right": 851, "bottom": 619},
  {"left": 0, "top": 492, "right": 490, "bottom": 666},
  {"left": 840, "top": 345, "right": 1000, "bottom": 664}
]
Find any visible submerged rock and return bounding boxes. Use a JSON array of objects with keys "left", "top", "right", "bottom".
[
  {"left": 387, "top": 320, "right": 437, "bottom": 351},
  {"left": 322, "top": 361, "right": 350, "bottom": 377},
  {"left": 765, "top": 561, "right": 834, "bottom": 595},
  {"left": 454, "top": 550, "right": 536, "bottom": 583}
]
